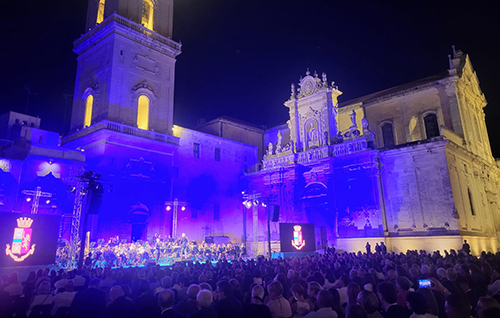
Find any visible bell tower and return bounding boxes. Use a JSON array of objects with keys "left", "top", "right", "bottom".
[{"left": 70, "top": 0, "right": 181, "bottom": 135}]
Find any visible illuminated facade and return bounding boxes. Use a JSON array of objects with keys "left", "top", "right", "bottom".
[
  {"left": 0, "top": 0, "right": 499, "bottom": 256},
  {"left": 245, "top": 52, "right": 500, "bottom": 254}
]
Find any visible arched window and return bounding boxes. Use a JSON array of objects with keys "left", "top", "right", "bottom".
[
  {"left": 142, "top": 0, "right": 154, "bottom": 30},
  {"left": 137, "top": 95, "right": 150, "bottom": 130},
  {"left": 381, "top": 123, "right": 395, "bottom": 148},
  {"left": 96, "top": 0, "right": 105, "bottom": 24},
  {"left": 84, "top": 95, "right": 93, "bottom": 128},
  {"left": 424, "top": 113, "right": 439, "bottom": 139}
]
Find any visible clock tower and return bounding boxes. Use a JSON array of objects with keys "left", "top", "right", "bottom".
[{"left": 70, "top": 0, "right": 181, "bottom": 135}]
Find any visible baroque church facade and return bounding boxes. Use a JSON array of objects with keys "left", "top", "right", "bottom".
[{"left": 0, "top": 0, "right": 499, "bottom": 255}]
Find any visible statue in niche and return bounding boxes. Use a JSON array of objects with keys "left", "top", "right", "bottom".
[
  {"left": 350, "top": 110, "right": 357, "bottom": 127},
  {"left": 267, "top": 142, "right": 274, "bottom": 156},
  {"left": 323, "top": 131, "right": 329, "bottom": 145},
  {"left": 307, "top": 122, "right": 318, "bottom": 141},
  {"left": 276, "top": 131, "right": 282, "bottom": 151},
  {"left": 290, "top": 140, "right": 295, "bottom": 153}
]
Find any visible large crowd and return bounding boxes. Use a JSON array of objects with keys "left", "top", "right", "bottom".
[
  {"left": 2, "top": 241, "right": 500, "bottom": 318},
  {"left": 56, "top": 235, "right": 246, "bottom": 268}
]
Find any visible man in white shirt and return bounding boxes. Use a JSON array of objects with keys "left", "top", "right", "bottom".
[
  {"left": 304, "top": 290, "right": 338, "bottom": 318},
  {"left": 52, "top": 280, "right": 76, "bottom": 316}
]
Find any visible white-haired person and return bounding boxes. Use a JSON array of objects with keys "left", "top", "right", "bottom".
[
  {"left": 189, "top": 289, "right": 217, "bottom": 318},
  {"left": 27, "top": 281, "right": 53, "bottom": 317}
]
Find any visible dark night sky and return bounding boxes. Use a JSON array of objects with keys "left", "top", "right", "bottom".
[{"left": 1, "top": 1, "right": 499, "bottom": 155}]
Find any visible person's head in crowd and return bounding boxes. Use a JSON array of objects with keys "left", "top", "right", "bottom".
[
  {"left": 421, "top": 265, "right": 431, "bottom": 276},
  {"left": 267, "top": 280, "right": 284, "bottom": 300},
  {"left": 251, "top": 284, "right": 265, "bottom": 304},
  {"left": 316, "top": 290, "right": 334, "bottom": 309},
  {"left": 349, "top": 269, "right": 358, "bottom": 280},
  {"left": 199, "top": 282, "right": 212, "bottom": 291},
  {"left": 447, "top": 268, "right": 458, "bottom": 282},
  {"left": 187, "top": 284, "right": 201, "bottom": 301},
  {"left": 216, "top": 280, "right": 232, "bottom": 300},
  {"left": 291, "top": 283, "right": 306, "bottom": 301},
  {"left": 339, "top": 275, "right": 350, "bottom": 288},
  {"left": 109, "top": 285, "right": 124, "bottom": 302},
  {"left": 416, "top": 288, "right": 439, "bottom": 316},
  {"left": 9, "top": 272, "right": 20, "bottom": 284},
  {"left": 345, "top": 304, "right": 368, "bottom": 318},
  {"left": 121, "top": 284, "right": 132, "bottom": 298},
  {"left": 409, "top": 267, "right": 420, "bottom": 279},
  {"left": 162, "top": 276, "right": 172, "bottom": 289},
  {"left": 377, "top": 281, "right": 397, "bottom": 309},
  {"left": 287, "top": 269, "right": 296, "bottom": 279},
  {"left": 37, "top": 281, "right": 51, "bottom": 295},
  {"left": 436, "top": 267, "right": 447, "bottom": 280},
  {"left": 356, "top": 290, "right": 380, "bottom": 314},
  {"left": 347, "top": 282, "right": 361, "bottom": 305},
  {"left": 64, "top": 280, "right": 74, "bottom": 293},
  {"left": 476, "top": 297, "right": 500, "bottom": 318},
  {"left": 158, "top": 289, "right": 175, "bottom": 311},
  {"left": 313, "top": 272, "right": 325, "bottom": 286},
  {"left": 196, "top": 289, "right": 213, "bottom": 309},
  {"left": 139, "top": 279, "right": 150, "bottom": 294},
  {"left": 385, "top": 269, "right": 397, "bottom": 282},
  {"left": 198, "top": 274, "right": 207, "bottom": 283},
  {"left": 445, "top": 294, "right": 471, "bottom": 318},
  {"left": 308, "top": 281, "right": 321, "bottom": 300},
  {"left": 89, "top": 278, "right": 100, "bottom": 289},
  {"left": 406, "top": 292, "right": 428, "bottom": 315}
]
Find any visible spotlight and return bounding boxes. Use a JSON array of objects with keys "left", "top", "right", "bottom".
[
  {"left": 46, "top": 200, "right": 51, "bottom": 204},
  {"left": 181, "top": 206, "right": 186, "bottom": 211},
  {"left": 67, "top": 185, "right": 76, "bottom": 193},
  {"left": 262, "top": 202, "right": 267, "bottom": 207},
  {"left": 26, "top": 197, "right": 32, "bottom": 202},
  {"left": 166, "top": 206, "right": 171, "bottom": 211}
]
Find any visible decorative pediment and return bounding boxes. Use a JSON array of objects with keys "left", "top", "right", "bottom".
[{"left": 296, "top": 69, "right": 331, "bottom": 98}]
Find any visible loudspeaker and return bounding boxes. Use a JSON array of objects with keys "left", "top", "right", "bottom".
[
  {"left": 272, "top": 206, "right": 280, "bottom": 222},
  {"left": 88, "top": 184, "right": 103, "bottom": 214}
]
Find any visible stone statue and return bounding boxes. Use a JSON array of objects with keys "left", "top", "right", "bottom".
[
  {"left": 290, "top": 140, "right": 295, "bottom": 153},
  {"left": 267, "top": 142, "right": 274, "bottom": 156},
  {"left": 308, "top": 122, "right": 318, "bottom": 141},
  {"left": 277, "top": 131, "right": 282, "bottom": 149},
  {"left": 323, "top": 131, "right": 329, "bottom": 145},
  {"left": 322, "top": 72, "right": 327, "bottom": 86},
  {"left": 350, "top": 110, "right": 357, "bottom": 127},
  {"left": 290, "top": 83, "right": 295, "bottom": 99}
]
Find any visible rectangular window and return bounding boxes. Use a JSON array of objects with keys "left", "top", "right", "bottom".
[
  {"left": 215, "top": 148, "right": 221, "bottom": 162},
  {"left": 214, "top": 203, "right": 220, "bottom": 221},
  {"left": 191, "top": 209, "right": 198, "bottom": 219},
  {"left": 193, "top": 143, "right": 200, "bottom": 158}
]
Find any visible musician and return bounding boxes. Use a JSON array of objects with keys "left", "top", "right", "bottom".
[{"left": 179, "top": 233, "right": 188, "bottom": 258}]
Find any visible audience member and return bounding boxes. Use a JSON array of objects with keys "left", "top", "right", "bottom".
[
  {"left": 304, "top": 290, "right": 338, "bottom": 318},
  {"left": 214, "top": 280, "right": 243, "bottom": 318},
  {"left": 267, "top": 280, "right": 292, "bottom": 318},
  {"left": 376, "top": 281, "right": 411, "bottom": 318},
  {"left": 189, "top": 289, "right": 218, "bottom": 318}
]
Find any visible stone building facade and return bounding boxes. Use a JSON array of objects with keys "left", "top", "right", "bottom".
[
  {"left": 0, "top": 0, "right": 499, "bottom": 256},
  {"left": 246, "top": 51, "right": 500, "bottom": 254}
]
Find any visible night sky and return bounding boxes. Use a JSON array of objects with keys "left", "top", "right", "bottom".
[{"left": 1, "top": 1, "right": 499, "bottom": 155}]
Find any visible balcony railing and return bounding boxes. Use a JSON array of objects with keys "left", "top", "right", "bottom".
[
  {"left": 62, "top": 120, "right": 179, "bottom": 146},
  {"left": 75, "top": 13, "right": 182, "bottom": 53},
  {"left": 262, "top": 138, "right": 369, "bottom": 170}
]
